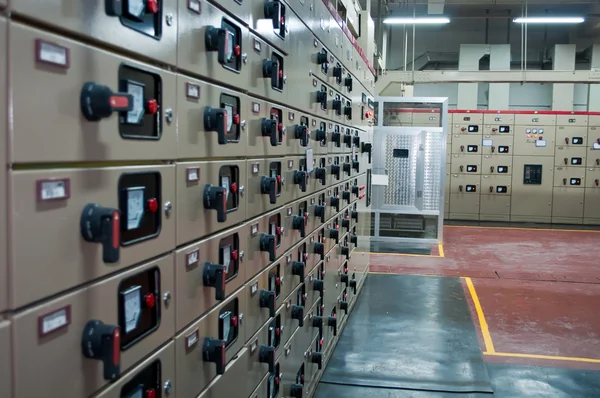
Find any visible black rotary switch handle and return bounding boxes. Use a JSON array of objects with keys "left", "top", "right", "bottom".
[
  {"left": 262, "top": 58, "right": 280, "bottom": 88},
  {"left": 312, "top": 316, "right": 323, "bottom": 335},
  {"left": 315, "top": 167, "right": 327, "bottom": 186},
  {"left": 330, "top": 196, "right": 340, "bottom": 212},
  {"left": 330, "top": 227, "right": 339, "bottom": 244},
  {"left": 292, "top": 215, "right": 306, "bottom": 238},
  {"left": 344, "top": 75, "right": 353, "bottom": 92},
  {"left": 291, "top": 261, "right": 305, "bottom": 283},
  {"left": 351, "top": 211, "right": 358, "bottom": 222},
  {"left": 328, "top": 315, "right": 338, "bottom": 336},
  {"left": 204, "top": 107, "right": 229, "bottom": 145},
  {"left": 314, "top": 205, "right": 326, "bottom": 222},
  {"left": 350, "top": 233, "right": 358, "bottom": 245},
  {"left": 261, "top": 176, "right": 278, "bottom": 204},
  {"left": 341, "top": 245, "right": 350, "bottom": 259},
  {"left": 342, "top": 163, "right": 351, "bottom": 175},
  {"left": 351, "top": 186, "right": 359, "bottom": 196},
  {"left": 344, "top": 105, "right": 352, "bottom": 120},
  {"left": 264, "top": 0, "right": 282, "bottom": 29},
  {"left": 343, "top": 134, "right": 352, "bottom": 147},
  {"left": 293, "top": 170, "right": 308, "bottom": 192},
  {"left": 342, "top": 190, "right": 351, "bottom": 202},
  {"left": 259, "top": 345, "right": 276, "bottom": 373},
  {"left": 80, "top": 203, "right": 120, "bottom": 264},
  {"left": 203, "top": 337, "right": 227, "bottom": 375},
  {"left": 295, "top": 125, "right": 310, "bottom": 147},
  {"left": 316, "top": 51, "right": 328, "bottom": 65},
  {"left": 361, "top": 142, "right": 373, "bottom": 163},
  {"left": 261, "top": 118, "right": 279, "bottom": 147},
  {"left": 352, "top": 135, "right": 360, "bottom": 147},
  {"left": 340, "top": 299, "right": 348, "bottom": 314},
  {"left": 316, "top": 91, "right": 328, "bottom": 108},
  {"left": 81, "top": 320, "right": 121, "bottom": 381},
  {"left": 349, "top": 278, "right": 357, "bottom": 294},
  {"left": 313, "top": 279, "right": 324, "bottom": 295},
  {"left": 340, "top": 273, "right": 349, "bottom": 285},
  {"left": 80, "top": 82, "right": 133, "bottom": 122},
  {"left": 332, "top": 131, "right": 341, "bottom": 146},
  {"left": 260, "top": 233, "right": 277, "bottom": 261},
  {"left": 352, "top": 160, "right": 360, "bottom": 172},
  {"left": 259, "top": 289, "right": 277, "bottom": 317},
  {"left": 205, "top": 26, "right": 237, "bottom": 65},
  {"left": 331, "top": 164, "right": 341, "bottom": 180},
  {"left": 203, "top": 184, "right": 227, "bottom": 222},
  {"left": 311, "top": 352, "right": 323, "bottom": 370},
  {"left": 203, "top": 262, "right": 226, "bottom": 300},
  {"left": 291, "top": 305, "right": 304, "bottom": 327},
  {"left": 313, "top": 242, "right": 325, "bottom": 260},
  {"left": 315, "top": 128, "right": 327, "bottom": 142},
  {"left": 341, "top": 217, "right": 350, "bottom": 230},
  {"left": 333, "top": 65, "right": 342, "bottom": 80},
  {"left": 332, "top": 99, "right": 342, "bottom": 114}
]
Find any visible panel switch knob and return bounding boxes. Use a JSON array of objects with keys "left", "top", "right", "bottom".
[
  {"left": 314, "top": 205, "right": 326, "bottom": 222},
  {"left": 291, "top": 305, "right": 304, "bottom": 327},
  {"left": 295, "top": 125, "right": 310, "bottom": 147},
  {"left": 202, "top": 337, "right": 227, "bottom": 375},
  {"left": 204, "top": 107, "right": 229, "bottom": 145},
  {"left": 293, "top": 170, "right": 308, "bottom": 192},
  {"left": 315, "top": 167, "right": 327, "bottom": 186},
  {"left": 259, "top": 345, "right": 276, "bottom": 373},
  {"left": 203, "top": 184, "right": 227, "bottom": 222},
  {"left": 292, "top": 215, "right": 306, "bottom": 238},
  {"left": 312, "top": 316, "right": 323, "bottom": 334},
  {"left": 260, "top": 233, "right": 277, "bottom": 261},
  {"left": 311, "top": 352, "right": 323, "bottom": 369},
  {"left": 328, "top": 315, "right": 338, "bottom": 336},
  {"left": 259, "top": 290, "right": 277, "bottom": 317},
  {"left": 261, "top": 118, "right": 279, "bottom": 147},
  {"left": 203, "top": 262, "right": 226, "bottom": 300},
  {"left": 80, "top": 204, "right": 120, "bottom": 264},
  {"left": 261, "top": 176, "right": 278, "bottom": 204},
  {"left": 81, "top": 320, "right": 121, "bottom": 381},
  {"left": 290, "top": 384, "right": 303, "bottom": 398},
  {"left": 80, "top": 82, "right": 133, "bottom": 121},
  {"left": 291, "top": 261, "right": 306, "bottom": 283}
]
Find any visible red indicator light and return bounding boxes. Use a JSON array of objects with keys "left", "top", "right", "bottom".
[
  {"left": 275, "top": 327, "right": 280, "bottom": 336},
  {"left": 147, "top": 0, "right": 159, "bottom": 13},
  {"left": 231, "top": 182, "right": 238, "bottom": 193},
  {"left": 234, "top": 45, "right": 241, "bottom": 57},
  {"left": 144, "top": 293, "right": 156, "bottom": 308},
  {"left": 279, "top": 69, "right": 283, "bottom": 78},
  {"left": 146, "top": 389, "right": 157, "bottom": 398},
  {"left": 278, "top": 123, "right": 283, "bottom": 132},
  {"left": 231, "top": 250, "right": 239, "bottom": 261},
  {"left": 231, "top": 316, "right": 238, "bottom": 327},
  {"left": 147, "top": 198, "right": 158, "bottom": 213},
  {"left": 233, "top": 114, "right": 240, "bottom": 125},
  {"left": 146, "top": 99, "right": 158, "bottom": 115}
]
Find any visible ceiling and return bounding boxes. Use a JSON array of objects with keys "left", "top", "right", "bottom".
[{"left": 364, "top": 0, "right": 600, "bottom": 20}]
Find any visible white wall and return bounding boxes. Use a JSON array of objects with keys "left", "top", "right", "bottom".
[{"left": 413, "top": 83, "right": 590, "bottom": 110}]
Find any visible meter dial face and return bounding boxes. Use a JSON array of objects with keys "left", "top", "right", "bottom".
[
  {"left": 126, "top": 81, "right": 145, "bottom": 124},
  {"left": 222, "top": 245, "right": 231, "bottom": 273},
  {"left": 225, "top": 104, "right": 233, "bottom": 132},
  {"left": 270, "top": 222, "right": 277, "bottom": 237},
  {"left": 127, "top": 187, "right": 145, "bottom": 230},
  {"left": 225, "top": 30, "right": 234, "bottom": 62},
  {"left": 126, "top": 387, "right": 144, "bottom": 398},
  {"left": 268, "top": 374, "right": 276, "bottom": 398},
  {"left": 221, "top": 311, "right": 232, "bottom": 342},
  {"left": 221, "top": 176, "right": 230, "bottom": 199},
  {"left": 122, "top": 285, "right": 142, "bottom": 334},
  {"left": 269, "top": 325, "right": 276, "bottom": 346},
  {"left": 127, "top": 0, "right": 146, "bottom": 18}
]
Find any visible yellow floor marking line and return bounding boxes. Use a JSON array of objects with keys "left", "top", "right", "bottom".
[
  {"left": 484, "top": 352, "right": 600, "bottom": 364},
  {"left": 438, "top": 243, "right": 445, "bottom": 257},
  {"left": 445, "top": 225, "right": 600, "bottom": 233},
  {"left": 463, "top": 277, "right": 496, "bottom": 354}
]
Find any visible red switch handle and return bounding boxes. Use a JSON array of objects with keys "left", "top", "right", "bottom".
[
  {"left": 563, "top": 178, "right": 567, "bottom": 185},
  {"left": 565, "top": 137, "right": 569, "bottom": 144},
  {"left": 489, "top": 186, "right": 494, "bottom": 193},
  {"left": 564, "top": 158, "right": 568, "bottom": 165},
  {"left": 460, "top": 145, "right": 465, "bottom": 152},
  {"left": 490, "top": 166, "right": 494, "bottom": 173},
  {"left": 459, "top": 185, "right": 463, "bottom": 192}
]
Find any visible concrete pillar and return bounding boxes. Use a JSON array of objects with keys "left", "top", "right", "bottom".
[
  {"left": 588, "top": 45, "right": 600, "bottom": 111},
  {"left": 457, "top": 44, "right": 489, "bottom": 109},
  {"left": 488, "top": 45, "right": 510, "bottom": 110},
  {"left": 551, "top": 45, "right": 576, "bottom": 111}
]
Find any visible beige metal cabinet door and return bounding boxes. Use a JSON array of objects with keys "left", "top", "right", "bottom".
[
  {"left": 553, "top": 167, "right": 585, "bottom": 188},
  {"left": 175, "top": 287, "right": 248, "bottom": 398},
  {"left": 510, "top": 156, "right": 554, "bottom": 223},
  {"left": 585, "top": 168, "right": 600, "bottom": 188},
  {"left": 554, "top": 146, "right": 587, "bottom": 167},
  {"left": 584, "top": 188, "right": 600, "bottom": 223},
  {"left": 482, "top": 134, "right": 513, "bottom": 156},
  {"left": 514, "top": 113, "right": 556, "bottom": 126},
  {"left": 178, "top": 0, "right": 250, "bottom": 87},
  {"left": 482, "top": 155, "right": 513, "bottom": 176},
  {"left": 555, "top": 126, "right": 588, "bottom": 146},
  {"left": 480, "top": 195, "right": 511, "bottom": 221},
  {"left": 450, "top": 154, "right": 482, "bottom": 174},
  {"left": 552, "top": 187, "right": 584, "bottom": 223},
  {"left": 0, "top": 322, "right": 10, "bottom": 398},
  {"left": 12, "top": 0, "right": 177, "bottom": 65},
  {"left": 556, "top": 114, "right": 588, "bottom": 127},
  {"left": 586, "top": 145, "right": 600, "bottom": 168},
  {"left": 513, "top": 126, "right": 556, "bottom": 156},
  {"left": 449, "top": 174, "right": 481, "bottom": 220},
  {"left": 451, "top": 135, "right": 483, "bottom": 155}
]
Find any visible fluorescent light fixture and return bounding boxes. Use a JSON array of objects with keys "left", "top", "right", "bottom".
[
  {"left": 383, "top": 17, "right": 450, "bottom": 25},
  {"left": 513, "top": 17, "right": 585, "bottom": 24}
]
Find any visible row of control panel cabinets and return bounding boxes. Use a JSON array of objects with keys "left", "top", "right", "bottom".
[
  {"left": 0, "top": 0, "right": 377, "bottom": 87},
  {"left": 0, "top": 0, "right": 376, "bottom": 138},
  {"left": 0, "top": 21, "right": 373, "bottom": 163},
  {"left": 0, "top": 198, "right": 369, "bottom": 398}
]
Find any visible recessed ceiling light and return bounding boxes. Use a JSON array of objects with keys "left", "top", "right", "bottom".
[{"left": 383, "top": 17, "right": 451, "bottom": 25}]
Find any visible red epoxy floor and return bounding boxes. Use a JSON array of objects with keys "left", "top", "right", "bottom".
[{"left": 371, "top": 226, "right": 600, "bottom": 368}]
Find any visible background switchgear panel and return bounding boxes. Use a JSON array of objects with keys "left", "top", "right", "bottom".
[
  {"left": 429, "top": 110, "right": 600, "bottom": 224},
  {"left": 0, "top": 0, "right": 375, "bottom": 396}
]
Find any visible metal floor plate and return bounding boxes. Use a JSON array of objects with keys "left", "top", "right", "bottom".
[{"left": 319, "top": 274, "right": 493, "bottom": 393}]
